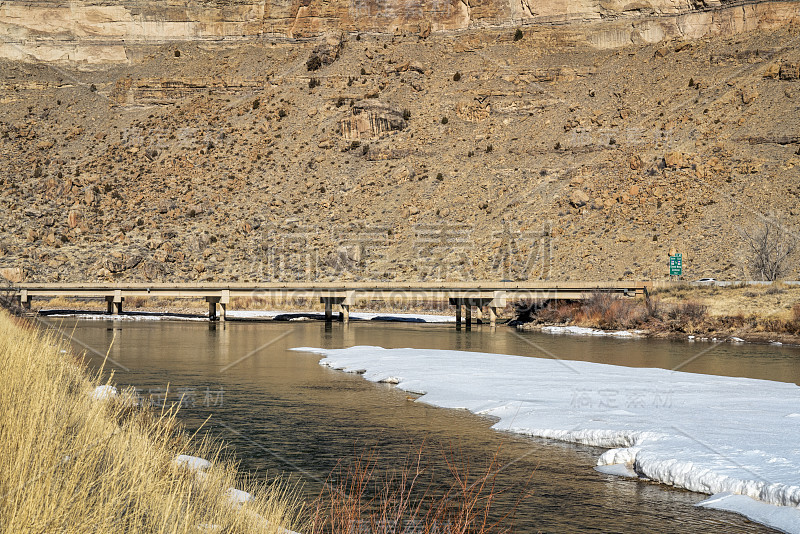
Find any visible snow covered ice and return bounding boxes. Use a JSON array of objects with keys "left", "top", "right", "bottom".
[{"left": 293, "top": 345, "right": 800, "bottom": 533}]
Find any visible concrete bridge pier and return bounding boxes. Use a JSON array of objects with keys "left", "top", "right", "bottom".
[
  {"left": 206, "top": 291, "right": 229, "bottom": 322},
  {"left": 487, "top": 306, "right": 498, "bottom": 327},
  {"left": 450, "top": 292, "right": 506, "bottom": 329},
  {"left": 105, "top": 291, "right": 124, "bottom": 315},
  {"left": 321, "top": 291, "right": 355, "bottom": 324},
  {"left": 17, "top": 290, "right": 31, "bottom": 310}
]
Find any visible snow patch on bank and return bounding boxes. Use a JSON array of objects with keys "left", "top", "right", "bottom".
[
  {"left": 539, "top": 325, "right": 645, "bottom": 338},
  {"left": 90, "top": 385, "right": 118, "bottom": 400},
  {"left": 699, "top": 493, "right": 800, "bottom": 534},
  {"left": 292, "top": 345, "right": 800, "bottom": 533}
]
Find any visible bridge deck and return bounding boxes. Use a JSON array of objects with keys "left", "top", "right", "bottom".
[{"left": 10, "top": 281, "right": 651, "bottom": 327}]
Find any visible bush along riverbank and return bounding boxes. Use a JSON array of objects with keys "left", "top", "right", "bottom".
[
  {"left": 515, "top": 284, "right": 800, "bottom": 345},
  {"left": 0, "top": 310, "right": 304, "bottom": 533}
]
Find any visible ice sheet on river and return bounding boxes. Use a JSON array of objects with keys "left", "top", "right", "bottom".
[{"left": 292, "top": 345, "right": 800, "bottom": 533}]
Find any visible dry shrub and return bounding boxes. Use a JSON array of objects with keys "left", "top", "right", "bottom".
[
  {"left": 126, "top": 296, "right": 148, "bottom": 308},
  {"left": 553, "top": 301, "right": 580, "bottom": 323},
  {"left": 310, "top": 444, "right": 528, "bottom": 534},
  {"left": 533, "top": 301, "right": 578, "bottom": 324},
  {"left": 679, "top": 301, "right": 708, "bottom": 322},
  {"left": 0, "top": 311, "right": 304, "bottom": 533},
  {"left": 644, "top": 295, "right": 662, "bottom": 320},
  {"left": 573, "top": 292, "right": 647, "bottom": 329},
  {"left": 793, "top": 303, "right": 800, "bottom": 323},
  {"left": 715, "top": 313, "right": 752, "bottom": 330}
]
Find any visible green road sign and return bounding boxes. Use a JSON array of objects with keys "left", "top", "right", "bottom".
[{"left": 669, "top": 253, "right": 683, "bottom": 276}]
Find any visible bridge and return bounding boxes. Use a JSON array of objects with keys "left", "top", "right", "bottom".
[{"left": 11, "top": 281, "right": 651, "bottom": 328}]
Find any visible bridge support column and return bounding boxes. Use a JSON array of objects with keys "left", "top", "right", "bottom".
[
  {"left": 465, "top": 305, "right": 472, "bottom": 330},
  {"left": 206, "top": 297, "right": 222, "bottom": 321},
  {"left": 19, "top": 290, "right": 30, "bottom": 310},
  {"left": 219, "top": 290, "right": 229, "bottom": 322},
  {"left": 488, "top": 306, "right": 497, "bottom": 327},
  {"left": 324, "top": 299, "right": 333, "bottom": 322},
  {"left": 106, "top": 294, "right": 123, "bottom": 315},
  {"left": 340, "top": 304, "right": 350, "bottom": 324},
  {"left": 455, "top": 302, "right": 462, "bottom": 328}
]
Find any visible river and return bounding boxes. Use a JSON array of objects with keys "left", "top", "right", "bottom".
[{"left": 59, "top": 317, "right": 800, "bottom": 532}]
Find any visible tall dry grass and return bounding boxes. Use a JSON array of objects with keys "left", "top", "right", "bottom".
[
  {"left": 0, "top": 310, "right": 305, "bottom": 533},
  {"left": 310, "top": 444, "right": 528, "bottom": 534}
]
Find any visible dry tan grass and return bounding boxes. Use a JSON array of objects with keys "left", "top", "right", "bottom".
[
  {"left": 0, "top": 310, "right": 305, "bottom": 533},
  {"left": 653, "top": 284, "right": 800, "bottom": 321}
]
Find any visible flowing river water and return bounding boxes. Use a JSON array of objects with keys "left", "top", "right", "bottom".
[{"left": 59, "top": 316, "right": 800, "bottom": 533}]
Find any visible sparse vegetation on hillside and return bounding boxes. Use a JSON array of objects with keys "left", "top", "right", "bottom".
[{"left": 0, "top": 24, "right": 799, "bottom": 284}]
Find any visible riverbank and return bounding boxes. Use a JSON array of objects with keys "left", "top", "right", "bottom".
[
  {"left": 516, "top": 283, "right": 800, "bottom": 346},
  {"left": 0, "top": 310, "right": 303, "bottom": 533}
]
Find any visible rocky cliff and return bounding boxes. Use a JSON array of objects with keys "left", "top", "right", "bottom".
[{"left": 1, "top": 0, "right": 799, "bottom": 65}]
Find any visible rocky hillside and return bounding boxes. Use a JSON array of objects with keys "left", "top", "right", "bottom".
[{"left": 0, "top": 3, "right": 799, "bottom": 283}]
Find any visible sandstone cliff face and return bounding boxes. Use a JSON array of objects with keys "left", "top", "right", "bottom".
[{"left": 1, "top": 0, "right": 798, "bottom": 65}]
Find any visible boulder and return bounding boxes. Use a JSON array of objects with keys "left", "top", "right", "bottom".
[
  {"left": 570, "top": 189, "right": 590, "bottom": 208},
  {"left": 0, "top": 267, "right": 24, "bottom": 283},
  {"left": 664, "top": 152, "right": 685, "bottom": 168},
  {"left": 740, "top": 90, "right": 758, "bottom": 105},
  {"left": 67, "top": 210, "right": 81, "bottom": 228}
]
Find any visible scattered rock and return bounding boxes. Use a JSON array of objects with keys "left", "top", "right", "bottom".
[
  {"left": 570, "top": 189, "right": 590, "bottom": 208},
  {"left": 741, "top": 89, "right": 758, "bottom": 105},
  {"left": 0, "top": 267, "right": 24, "bottom": 283},
  {"left": 664, "top": 152, "right": 686, "bottom": 168},
  {"left": 67, "top": 210, "right": 81, "bottom": 228}
]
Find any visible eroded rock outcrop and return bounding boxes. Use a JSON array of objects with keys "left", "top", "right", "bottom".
[
  {"left": 339, "top": 102, "right": 406, "bottom": 140},
  {"left": 2, "top": 0, "right": 799, "bottom": 65}
]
